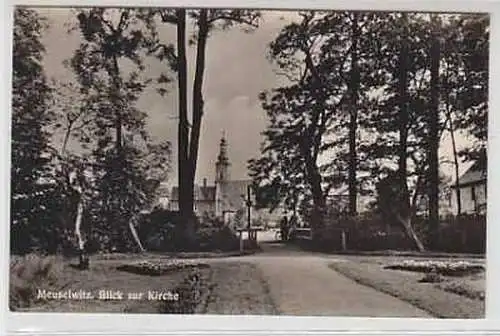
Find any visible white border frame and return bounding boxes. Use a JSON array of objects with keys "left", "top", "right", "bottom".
[{"left": 2, "top": 0, "right": 500, "bottom": 335}]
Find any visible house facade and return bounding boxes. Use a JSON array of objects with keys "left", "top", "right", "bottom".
[{"left": 450, "top": 162, "right": 487, "bottom": 215}]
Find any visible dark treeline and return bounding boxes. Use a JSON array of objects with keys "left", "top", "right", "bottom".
[
  {"left": 10, "top": 9, "right": 487, "bottom": 255},
  {"left": 249, "top": 12, "right": 488, "bottom": 251},
  {"left": 10, "top": 7, "right": 263, "bottom": 255},
  {"left": 11, "top": 8, "right": 172, "bottom": 255}
]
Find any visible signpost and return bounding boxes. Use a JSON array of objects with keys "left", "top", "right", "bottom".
[
  {"left": 244, "top": 185, "right": 259, "bottom": 246},
  {"left": 237, "top": 185, "right": 257, "bottom": 253},
  {"left": 246, "top": 185, "right": 252, "bottom": 239}
]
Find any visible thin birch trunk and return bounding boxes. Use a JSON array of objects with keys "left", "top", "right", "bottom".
[
  {"left": 74, "top": 193, "right": 85, "bottom": 251},
  {"left": 129, "top": 215, "right": 146, "bottom": 252}
]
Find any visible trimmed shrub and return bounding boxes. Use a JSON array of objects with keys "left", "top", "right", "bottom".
[
  {"left": 138, "top": 210, "right": 184, "bottom": 252},
  {"left": 302, "top": 211, "right": 486, "bottom": 254},
  {"left": 435, "top": 215, "right": 486, "bottom": 254},
  {"left": 194, "top": 225, "right": 240, "bottom": 252},
  {"left": 137, "top": 210, "right": 241, "bottom": 252}
]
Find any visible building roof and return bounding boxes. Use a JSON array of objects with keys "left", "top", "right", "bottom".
[
  {"left": 219, "top": 180, "right": 252, "bottom": 209},
  {"left": 455, "top": 161, "right": 487, "bottom": 187},
  {"left": 170, "top": 185, "right": 216, "bottom": 202}
]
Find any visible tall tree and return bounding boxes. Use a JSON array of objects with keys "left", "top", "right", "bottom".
[
  {"left": 11, "top": 8, "right": 54, "bottom": 253},
  {"left": 70, "top": 8, "right": 170, "bottom": 252},
  {"left": 254, "top": 11, "right": 351, "bottom": 235},
  {"left": 440, "top": 27, "right": 463, "bottom": 215},
  {"left": 448, "top": 14, "right": 489, "bottom": 167},
  {"left": 357, "top": 13, "right": 444, "bottom": 250},
  {"left": 428, "top": 14, "right": 441, "bottom": 248},
  {"left": 347, "top": 12, "right": 361, "bottom": 216},
  {"left": 316, "top": 12, "right": 392, "bottom": 215},
  {"left": 175, "top": 9, "right": 191, "bottom": 234},
  {"left": 440, "top": 13, "right": 489, "bottom": 214},
  {"left": 249, "top": 148, "right": 308, "bottom": 213},
  {"left": 150, "top": 9, "right": 261, "bottom": 242},
  {"left": 398, "top": 13, "right": 410, "bottom": 222},
  {"left": 49, "top": 80, "right": 99, "bottom": 254}
]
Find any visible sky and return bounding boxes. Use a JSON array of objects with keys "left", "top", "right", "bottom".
[{"left": 34, "top": 8, "right": 476, "bottom": 188}]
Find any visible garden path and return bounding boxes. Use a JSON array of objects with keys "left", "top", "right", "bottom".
[{"left": 208, "top": 238, "right": 433, "bottom": 317}]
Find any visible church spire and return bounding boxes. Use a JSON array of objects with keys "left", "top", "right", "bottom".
[
  {"left": 215, "top": 131, "right": 230, "bottom": 183},
  {"left": 217, "top": 131, "right": 228, "bottom": 163}
]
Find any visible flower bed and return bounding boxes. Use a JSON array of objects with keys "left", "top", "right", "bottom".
[
  {"left": 384, "top": 259, "right": 485, "bottom": 277},
  {"left": 116, "top": 260, "right": 210, "bottom": 276}
]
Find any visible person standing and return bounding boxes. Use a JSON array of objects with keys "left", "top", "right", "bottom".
[
  {"left": 288, "top": 214, "right": 297, "bottom": 240},
  {"left": 280, "top": 216, "right": 289, "bottom": 242}
]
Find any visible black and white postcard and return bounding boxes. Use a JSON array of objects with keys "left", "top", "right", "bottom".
[{"left": 3, "top": 1, "right": 497, "bottom": 334}]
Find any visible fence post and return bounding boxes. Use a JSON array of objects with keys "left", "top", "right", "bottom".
[
  {"left": 341, "top": 229, "right": 347, "bottom": 251},
  {"left": 239, "top": 230, "right": 244, "bottom": 253},
  {"left": 461, "top": 228, "right": 467, "bottom": 251}
]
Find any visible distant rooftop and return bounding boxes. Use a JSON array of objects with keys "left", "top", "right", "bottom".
[
  {"left": 455, "top": 161, "right": 487, "bottom": 187},
  {"left": 170, "top": 185, "right": 216, "bottom": 202}
]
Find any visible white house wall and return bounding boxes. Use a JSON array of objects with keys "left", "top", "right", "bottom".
[{"left": 449, "top": 182, "right": 487, "bottom": 215}]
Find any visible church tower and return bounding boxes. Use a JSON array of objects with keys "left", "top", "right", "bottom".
[{"left": 215, "top": 133, "right": 231, "bottom": 184}]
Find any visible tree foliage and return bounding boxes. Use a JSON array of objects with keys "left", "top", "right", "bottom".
[
  {"left": 250, "top": 11, "right": 489, "bottom": 248},
  {"left": 145, "top": 9, "right": 261, "bottom": 244},
  {"left": 67, "top": 8, "right": 171, "bottom": 252},
  {"left": 11, "top": 8, "right": 56, "bottom": 254}
]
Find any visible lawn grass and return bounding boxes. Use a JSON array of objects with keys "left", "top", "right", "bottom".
[
  {"left": 11, "top": 255, "right": 212, "bottom": 313},
  {"left": 437, "top": 274, "right": 485, "bottom": 301},
  {"left": 328, "top": 259, "right": 485, "bottom": 318},
  {"left": 204, "top": 261, "right": 279, "bottom": 315},
  {"left": 11, "top": 255, "right": 278, "bottom": 315}
]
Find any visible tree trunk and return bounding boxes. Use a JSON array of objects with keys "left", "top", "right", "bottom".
[
  {"left": 348, "top": 13, "right": 360, "bottom": 217},
  {"left": 176, "top": 9, "right": 190, "bottom": 223},
  {"left": 188, "top": 9, "right": 208, "bottom": 193},
  {"left": 303, "top": 150, "right": 326, "bottom": 239},
  {"left": 398, "top": 13, "right": 411, "bottom": 221},
  {"left": 302, "top": 58, "right": 327, "bottom": 239},
  {"left": 181, "top": 9, "right": 210, "bottom": 242},
  {"left": 175, "top": 10, "right": 210, "bottom": 245},
  {"left": 74, "top": 194, "right": 90, "bottom": 270},
  {"left": 380, "top": 181, "right": 426, "bottom": 252},
  {"left": 111, "top": 55, "right": 123, "bottom": 153},
  {"left": 61, "top": 123, "right": 73, "bottom": 157},
  {"left": 128, "top": 215, "right": 145, "bottom": 252},
  {"left": 74, "top": 195, "right": 85, "bottom": 251},
  {"left": 410, "top": 171, "right": 425, "bottom": 217},
  {"left": 428, "top": 16, "right": 441, "bottom": 249},
  {"left": 394, "top": 212, "right": 426, "bottom": 252},
  {"left": 449, "top": 115, "right": 462, "bottom": 215}
]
